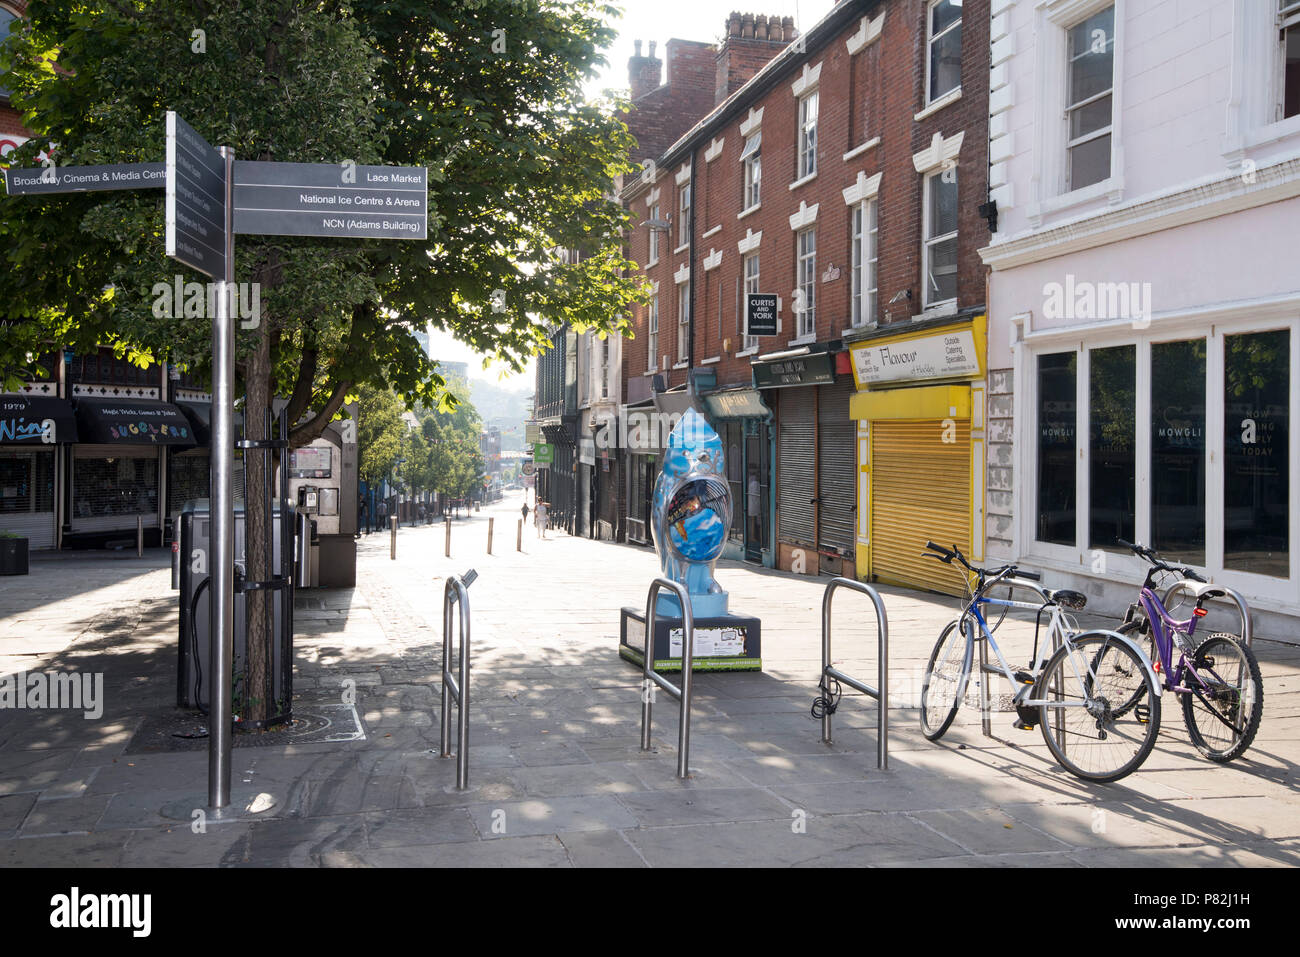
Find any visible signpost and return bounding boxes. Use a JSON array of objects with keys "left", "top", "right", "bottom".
[
  {"left": 745, "top": 293, "right": 778, "bottom": 338},
  {"left": 166, "top": 112, "right": 228, "bottom": 279},
  {"left": 165, "top": 112, "right": 236, "bottom": 810},
  {"left": 8, "top": 113, "right": 430, "bottom": 812},
  {"left": 533, "top": 443, "right": 554, "bottom": 468},
  {"left": 3, "top": 162, "right": 165, "bottom": 195},
  {"left": 233, "top": 161, "right": 427, "bottom": 239}
]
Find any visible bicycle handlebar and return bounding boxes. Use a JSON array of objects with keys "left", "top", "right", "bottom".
[
  {"left": 921, "top": 541, "right": 1041, "bottom": 582},
  {"left": 1117, "top": 538, "right": 1205, "bottom": 582}
]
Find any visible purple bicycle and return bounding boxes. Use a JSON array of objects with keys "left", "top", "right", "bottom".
[{"left": 1096, "top": 540, "right": 1263, "bottom": 763}]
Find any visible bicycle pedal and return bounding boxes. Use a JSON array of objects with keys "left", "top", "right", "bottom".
[
  {"left": 1135, "top": 704, "right": 1150, "bottom": 725},
  {"left": 1013, "top": 671, "right": 1035, "bottom": 685},
  {"left": 1013, "top": 704, "right": 1040, "bottom": 730}
]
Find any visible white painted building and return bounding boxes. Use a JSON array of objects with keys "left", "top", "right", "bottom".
[{"left": 981, "top": 0, "right": 1300, "bottom": 637}]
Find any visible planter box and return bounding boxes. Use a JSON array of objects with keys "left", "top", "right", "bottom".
[{"left": 0, "top": 537, "right": 29, "bottom": 576}]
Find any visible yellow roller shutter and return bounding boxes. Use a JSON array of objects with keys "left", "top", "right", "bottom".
[{"left": 870, "top": 418, "right": 971, "bottom": 596}]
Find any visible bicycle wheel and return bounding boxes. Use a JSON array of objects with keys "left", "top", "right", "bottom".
[
  {"left": 1181, "top": 632, "right": 1263, "bottom": 763},
  {"left": 1035, "top": 632, "right": 1161, "bottom": 783},
  {"left": 1091, "top": 619, "right": 1157, "bottom": 718},
  {"left": 920, "top": 618, "right": 972, "bottom": 741}
]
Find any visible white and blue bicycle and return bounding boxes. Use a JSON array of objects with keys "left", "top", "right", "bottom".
[{"left": 918, "top": 541, "right": 1163, "bottom": 783}]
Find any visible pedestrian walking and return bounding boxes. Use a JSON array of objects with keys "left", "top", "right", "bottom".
[
  {"left": 418, "top": 502, "right": 426, "bottom": 524},
  {"left": 521, "top": 501, "right": 530, "bottom": 525},
  {"left": 536, "top": 500, "right": 548, "bottom": 539},
  {"left": 377, "top": 498, "right": 387, "bottom": 530},
  {"left": 358, "top": 496, "right": 369, "bottom": 537}
]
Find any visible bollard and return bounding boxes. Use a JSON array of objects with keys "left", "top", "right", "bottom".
[
  {"left": 517, "top": 519, "right": 523, "bottom": 552},
  {"left": 445, "top": 516, "right": 451, "bottom": 558},
  {"left": 137, "top": 515, "right": 143, "bottom": 557},
  {"left": 390, "top": 515, "right": 397, "bottom": 560},
  {"left": 487, "top": 517, "right": 494, "bottom": 554}
]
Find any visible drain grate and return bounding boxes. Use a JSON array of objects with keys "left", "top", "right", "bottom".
[{"left": 287, "top": 701, "right": 366, "bottom": 743}]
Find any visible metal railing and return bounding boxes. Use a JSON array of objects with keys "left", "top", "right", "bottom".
[
  {"left": 639, "top": 577, "right": 696, "bottom": 779},
  {"left": 1161, "top": 580, "right": 1253, "bottom": 647},
  {"left": 440, "top": 574, "right": 472, "bottom": 789},
  {"left": 819, "top": 578, "right": 889, "bottom": 770}
]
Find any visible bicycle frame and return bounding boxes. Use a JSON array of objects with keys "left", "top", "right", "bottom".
[
  {"left": 1134, "top": 588, "right": 1201, "bottom": 693},
  {"left": 942, "top": 573, "right": 1161, "bottom": 715}
]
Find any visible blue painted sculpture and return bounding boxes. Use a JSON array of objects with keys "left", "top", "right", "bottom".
[{"left": 651, "top": 408, "right": 732, "bottom": 618}]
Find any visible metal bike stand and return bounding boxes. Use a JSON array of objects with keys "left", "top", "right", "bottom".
[
  {"left": 819, "top": 578, "right": 889, "bottom": 770},
  {"left": 977, "top": 594, "right": 1065, "bottom": 743},
  {"left": 1161, "top": 581, "right": 1253, "bottom": 648},
  {"left": 977, "top": 624, "right": 992, "bottom": 738},
  {"left": 640, "top": 578, "right": 696, "bottom": 779},
  {"left": 441, "top": 575, "right": 471, "bottom": 789}
]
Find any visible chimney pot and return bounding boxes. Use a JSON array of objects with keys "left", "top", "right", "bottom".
[
  {"left": 728, "top": 12, "right": 741, "bottom": 38},
  {"left": 741, "top": 13, "right": 755, "bottom": 39},
  {"left": 649, "top": 40, "right": 657, "bottom": 59},
  {"left": 783, "top": 17, "right": 796, "bottom": 43},
  {"left": 756, "top": 14, "right": 769, "bottom": 40},
  {"left": 634, "top": 39, "right": 642, "bottom": 57}
]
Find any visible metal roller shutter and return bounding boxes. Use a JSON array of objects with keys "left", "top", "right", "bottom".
[
  {"left": 871, "top": 418, "right": 971, "bottom": 596},
  {"left": 817, "top": 379, "right": 857, "bottom": 555},
  {"left": 777, "top": 387, "right": 816, "bottom": 546}
]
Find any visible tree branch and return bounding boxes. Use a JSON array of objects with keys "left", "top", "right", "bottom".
[{"left": 288, "top": 378, "right": 351, "bottom": 449}]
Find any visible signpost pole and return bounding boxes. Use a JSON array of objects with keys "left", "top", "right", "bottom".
[
  {"left": 208, "top": 146, "right": 236, "bottom": 810},
  {"left": 487, "top": 517, "right": 494, "bottom": 555}
]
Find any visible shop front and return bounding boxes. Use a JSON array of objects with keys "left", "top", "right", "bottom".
[
  {"left": 847, "top": 315, "right": 988, "bottom": 596},
  {"left": 67, "top": 398, "right": 195, "bottom": 546},
  {"left": 756, "top": 346, "right": 857, "bottom": 578},
  {"left": 539, "top": 420, "right": 576, "bottom": 535},
  {"left": 702, "top": 387, "right": 773, "bottom": 567},
  {"left": 0, "top": 395, "right": 76, "bottom": 549}
]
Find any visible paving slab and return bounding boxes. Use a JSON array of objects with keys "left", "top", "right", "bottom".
[{"left": 2, "top": 493, "right": 1298, "bottom": 868}]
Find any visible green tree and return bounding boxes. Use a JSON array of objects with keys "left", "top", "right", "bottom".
[
  {"left": 0, "top": 0, "right": 646, "bottom": 723},
  {"left": 357, "top": 384, "right": 405, "bottom": 489}
]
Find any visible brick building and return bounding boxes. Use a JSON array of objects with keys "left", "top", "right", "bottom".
[{"left": 620, "top": 0, "right": 993, "bottom": 592}]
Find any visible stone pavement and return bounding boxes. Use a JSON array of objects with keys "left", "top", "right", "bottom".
[{"left": 1, "top": 491, "right": 1297, "bottom": 867}]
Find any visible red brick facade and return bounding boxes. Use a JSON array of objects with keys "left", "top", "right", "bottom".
[
  {"left": 623, "top": 0, "right": 991, "bottom": 397},
  {"left": 1, "top": 2, "right": 32, "bottom": 148}
]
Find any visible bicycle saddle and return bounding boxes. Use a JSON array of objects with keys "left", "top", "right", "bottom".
[
  {"left": 1047, "top": 588, "right": 1087, "bottom": 610},
  {"left": 1182, "top": 581, "right": 1227, "bottom": 601}
]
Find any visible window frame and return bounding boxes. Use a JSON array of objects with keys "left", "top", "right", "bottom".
[
  {"left": 678, "top": 183, "right": 691, "bottom": 249},
  {"left": 677, "top": 281, "right": 690, "bottom": 361},
  {"left": 1281, "top": 0, "right": 1300, "bottom": 120},
  {"left": 1064, "top": 5, "right": 1116, "bottom": 193},
  {"left": 646, "top": 294, "right": 659, "bottom": 372},
  {"left": 744, "top": 252, "right": 760, "bottom": 351},
  {"left": 851, "top": 199, "right": 878, "bottom": 328},
  {"left": 741, "top": 132, "right": 762, "bottom": 211},
  {"left": 797, "top": 90, "right": 819, "bottom": 181},
  {"left": 925, "top": 0, "right": 964, "bottom": 105},
  {"left": 1021, "top": 316, "right": 1300, "bottom": 607},
  {"left": 795, "top": 227, "right": 817, "bottom": 339},
  {"left": 922, "top": 169, "right": 959, "bottom": 310},
  {"left": 648, "top": 203, "right": 660, "bottom": 265}
]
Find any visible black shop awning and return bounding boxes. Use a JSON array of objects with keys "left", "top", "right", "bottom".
[
  {"left": 176, "top": 401, "right": 212, "bottom": 447},
  {"left": 73, "top": 398, "right": 197, "bottom": 447},
  {"left": 0, "top": 394, "right": 78, "bottom": 445}
]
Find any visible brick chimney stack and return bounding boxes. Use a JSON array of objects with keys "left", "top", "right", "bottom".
[
  {"left": 715, "top": 11, "right": 797, "bottom": 106},
  {"left": 629, "top": 39, "right": 663, "bottom": 100}
]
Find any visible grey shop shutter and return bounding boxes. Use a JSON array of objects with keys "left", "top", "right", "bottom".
[
  {"left": 777, "top": 387, "right": 816, "bottom": 546},
  {"left": 818, "top": 378, "right": 857, "bottom": 555}
]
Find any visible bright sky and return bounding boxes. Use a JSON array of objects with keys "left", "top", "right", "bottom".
[{"left": 425, "top": 0, "right": 838, "bottom": 385}]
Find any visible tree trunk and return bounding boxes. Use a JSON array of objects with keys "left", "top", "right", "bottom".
[{"left": 243, "top": 313, "right": 273, "bottom": 726}]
